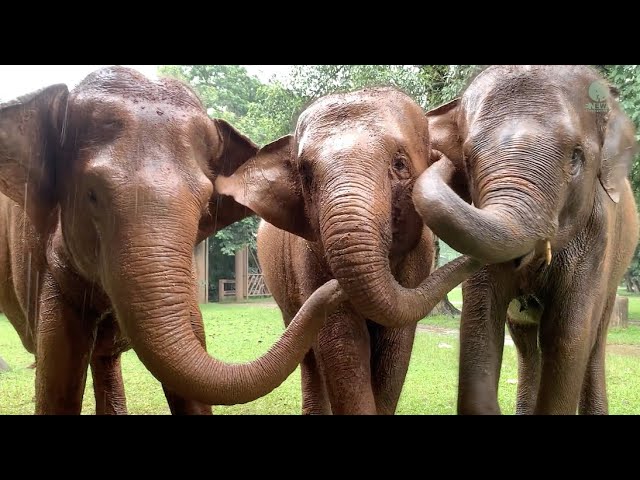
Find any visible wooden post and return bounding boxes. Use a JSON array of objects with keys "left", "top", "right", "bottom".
[
  {"left": 194, "top": 239, "right": 208, "bottom": 304},
  {"left": 235, "top": 248, "right": 244, "bottom": 301},
  {"left": 609, "top": 295, "right": 629, "bottom": 328},
  {"left": 234, "top": 246, "right": 249, "bottom": 301},
  {"left": 219, "top": 279, "right": 226, "bottom": 303},
  {"left": 242, "top": 246, "right": 249, "bottom": 300}
]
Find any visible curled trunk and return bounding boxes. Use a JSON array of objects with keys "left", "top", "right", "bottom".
[
  {"left": 106, "top": 227, "right": 346, "bottom": 406},
  {"left": 321, "top": 172, "right": 481, "bottom": 328},
  {"left": 412, "top": 157, "right": 552, "bottom": 265}
]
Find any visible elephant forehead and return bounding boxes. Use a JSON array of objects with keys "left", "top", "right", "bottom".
[
  {"left": 71, "top": 95, "right": 205, "bottom": 125},
  {"left": 298, "top": 125, "right": 381, "bottom": 158},
  {"left": 73, "top": 66, "right": 204, "bottom": 110}
]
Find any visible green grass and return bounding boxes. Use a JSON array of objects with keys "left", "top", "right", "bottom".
[
  {"left": 607, "top": 325, "right": 640, "bottom": 345},
  {"left": 616, "top": 287, "right": 639, "bottom": 297},
  {"left": 447, "top": 287, "right": 463, "bottom": 305},
  {"left": 2, "top": 301, "right": 640, "bottom": 415},
  {"left": 419, "top": 314, "right": 461, "bottom": 330}
]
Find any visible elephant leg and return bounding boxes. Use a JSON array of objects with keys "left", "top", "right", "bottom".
[
  {"left": 91, "top": 352, "right": 127, "bottom": 415},
  {"left": 578, "top": 333, "right": 608, "bottom": 415},
  {"left": 457, "top": 267, "right": 512, "bottom": 415},
  {"left": 90, "top": 315, "right": 127, "bottom": 415},
  {"left": 35, "top": 278, "right": 95, "bottom": 415},
  {"left": 535, "top": 293, "right": 598, "bottom": 415},
  {"left": 300, "top": 348, "right": 331, "bottom": 415},
  {"left": 317, "top": 307, "right": 376, "bottom": 415},
  {"left": 368, "top": 321, "right": 417, "bottom": 415},
  {"left": 282, "top": 310, "right": 331, "bottom": 415},
  {"left": 506, "top": 319, "right": 540, "bottom": 415},
  {"left": 162, "top": 304, "right": 212, "bottom": 415},
  {"left": 579, "top": 293, "right": 616, "bottom": 415}
]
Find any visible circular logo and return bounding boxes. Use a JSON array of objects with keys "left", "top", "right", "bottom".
[{"left": 588, "top": 81, "right": 609, "bottom": 102}]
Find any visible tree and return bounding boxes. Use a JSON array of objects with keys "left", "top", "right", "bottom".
[
  {"left": 237, "top": 80, "right": 304, "bottom": 146},
  {"left": 159, "top": 65, "right": 262, "bottom": 122}
]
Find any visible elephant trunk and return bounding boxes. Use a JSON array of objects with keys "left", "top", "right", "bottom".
[
  {"left": 413, "top": 156, "right": 557, "bottom": 264},
  {"left": 104, "top": 215, "right": 345, "bottom": 405},
  {"left": 320, "top": 169, "right": 481, "bottom": 328}
]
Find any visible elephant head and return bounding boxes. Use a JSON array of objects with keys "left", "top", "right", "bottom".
[
  {"left": 414, "top": 65, "right": 638, "bottom": 266},
  {"left": 216, "top": 87, "right": 482, "bottom": 327},
  {"left": 0, "top": 66, "right": 345, "bottom": 405}
]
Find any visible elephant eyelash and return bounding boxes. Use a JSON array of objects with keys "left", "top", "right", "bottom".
[
  {"left": 571, "top": 147, "right": 585, "bottom": 166},
  {"left": 571, "top": 147, "right": 585, "bottom": 163},
  {"left": 570, "top": 147, "right": 584, "bottom": 175}
]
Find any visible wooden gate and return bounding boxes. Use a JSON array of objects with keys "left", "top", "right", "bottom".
[{"left": 248, "top": 274, "right": 270, "bottom": 297}]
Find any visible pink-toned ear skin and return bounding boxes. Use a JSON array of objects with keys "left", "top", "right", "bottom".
[
  {"left": 214, "top": 134, "right": 315, "bottom": 241},
  {"left": 197, "top": 118, "right": 260, "bottom": 241}
]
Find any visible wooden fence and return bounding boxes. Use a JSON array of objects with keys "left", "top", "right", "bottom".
[{"left": 218, "top": 274, "right": 270, "bottom": 302}]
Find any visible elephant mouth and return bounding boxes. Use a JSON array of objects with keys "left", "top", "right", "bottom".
[
  {"left": 513, "top": 252, "right": 534, "bottom": 271},
  {"left": 513, "top": 238, "right": 553, "bottom": 272}
]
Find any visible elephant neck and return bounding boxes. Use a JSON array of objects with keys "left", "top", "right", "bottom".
[
  {"left": 47, "top": 225, "right": 111, "bottom": 315},
  {"left": 303, "top": 239, "right": 333, "bottom": 276}
]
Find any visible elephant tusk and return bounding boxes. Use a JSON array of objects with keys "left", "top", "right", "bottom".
[{"left": 545, "top": 240, "right": 552, "bottom": 266}]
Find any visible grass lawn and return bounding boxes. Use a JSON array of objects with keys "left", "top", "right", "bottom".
[{"left": 2, "top": 300, "right": 640, "bottom": 415}]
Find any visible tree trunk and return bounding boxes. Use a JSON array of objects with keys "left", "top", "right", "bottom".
[
  {"left": 624, "top": 272, "right": 636, "bottom": 293},
  {"left": 633, "top": 277, "right": 640, "bottom": 294},
  {"left": 429, "top": 295, "right": 462, "bottom": 316},
  {"left": 609, "top": 296, "right": 629, "bottom": 328},
  {"left": 428, "top": 237, "right": 461, "bottom": 317}
]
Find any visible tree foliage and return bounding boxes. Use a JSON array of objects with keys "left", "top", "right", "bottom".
[{"left": 286, "top": 65, "right": 482, "bottom": 110}]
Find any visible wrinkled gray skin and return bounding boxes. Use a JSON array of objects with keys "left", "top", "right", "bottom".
[{"left": 414, "top": 65, "right": 639, "bottom": 414}]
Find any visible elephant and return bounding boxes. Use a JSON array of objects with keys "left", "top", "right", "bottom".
[
  {"left": 215, "top": 87, "right": 482, "bottom": 414},
  {"left": 412, "top": 65, "right": 640, "bottom": 414},
  {"left": 0, "top": 65, "right": 347, "bottom": 415}
]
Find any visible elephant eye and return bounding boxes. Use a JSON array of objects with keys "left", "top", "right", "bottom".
[
  {"left": 392, "top": 154, "right": 412, "bottom": 180},
  {"left": 87, "top": 188, "right": 98, "bottom": 206},
  {"left": 393, "top": 158, "right": 407, "bottom": 170},
  {"left": 570, "top": 146, "right": 584, "bottom": 175}
]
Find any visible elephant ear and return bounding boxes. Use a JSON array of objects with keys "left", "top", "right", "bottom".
[
  {"left": 599, "top": 105, "right": 638, "bottom": 203},
  {"left": 0, "top": 84, "right": 68, "bottom": 231},
  {"left": 214, "top": 118, "right": 259, "bottom": 177},
  {"left": 198, "top": 118, "right": 260, "bottom": 240},
  {"left": 425, "top": 98, "right": 471, "bottom": 203},
  {"left": 215, "top": 134, "right": 314, "bottom": 241}
]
